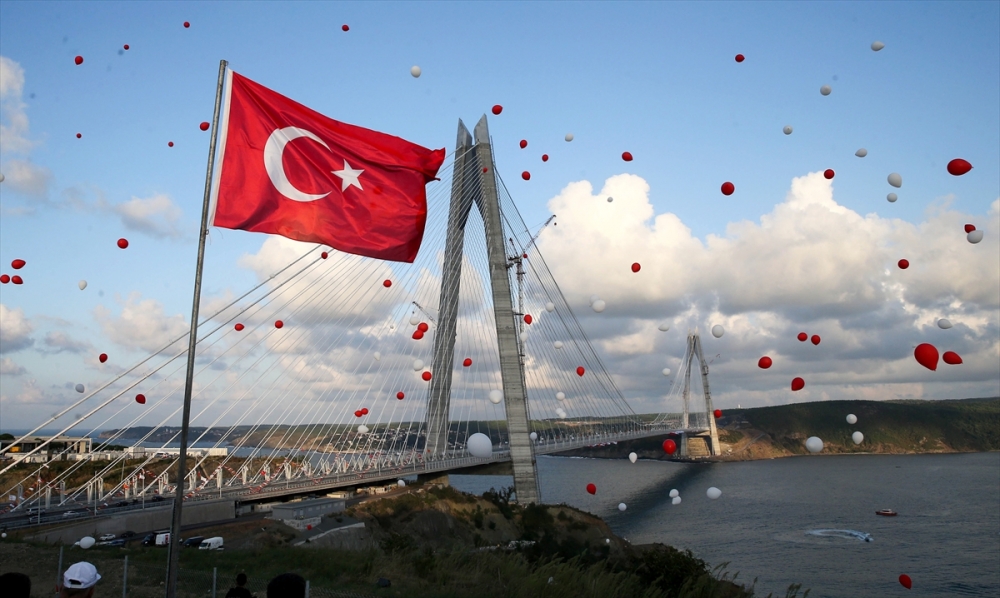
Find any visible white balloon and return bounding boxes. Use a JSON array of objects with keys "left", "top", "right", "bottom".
[
  {"left": 529, "top": 432, "right": 538, "bottom": 441},
  {"left": 556, "top": 408, "right": 567, "bottom": 418},
  {"left": 968, "top": 230, "right": 984, "bottom": 244},
  {"left": 412, "top": 359, "right": 424, "bottom": 371},
  {"left": 409, "top": 315, "right": 420, "bottom": 326},
  {"left": 852, "top": 431, "right": 864, "bottom": 445},
  {"left": 706, "top": 487, "right": 722, "bottom": 500},
  {"left": 783, "top": 125, "right": 793, "bottom": 135},
  {"left": 398, "top": 480, "right": 406, "bottom": 487},
  {"left": 629, "top": 452, "right": 637, "bottom": 463},
  {"left": 1, "top": 532, "right": 6, "bottom": 538},
  {"left": 78, "top": 280, "right": 87, "bottom": 290},
  {"left": 871, "top": 41, "right": 885, "bottom": 51},
  {"left": 855, "top": 148, "right": 868, "bottom": 157},
  {"left": 545, "top": 302, "right": 555, "bottom": 312},
  {"left": 711, "top": 325, "right": 724, "bottom": 338},
  {"left": 80, "top": 536, "right": 96, "bottom": 549},
  {"left": 820, "top": 85, "right": 832, "bottom": 96},
  {"left": 467, "top": 433, "right": 493, "bottom": 458},
  {"left": 662, "top": 368, "right": 671, "bottom": 377},
  {"left": 887, "top": 193, "right": 898, "bottom": 203},
  {"left": 357, "top": 425, "right": 369, "bottom": 434},
  {"left": 887, "top": 173, "right": 902, "bottom": 188},
  {"left": 554, "top": 341, "right": 564, "bottom": 349},
  {"left": 410, "top": 65, "right": 421, "bottom": 78},
  {"left": 589, "top": 295, "right": 600, "bottom": 305},
  {"left": 488, "top": 389, "right": 503, "bottom": 404},
  {"left": 556, "top": 391, "right": 566, "bottom": 401},
  {"left": 618, "top": 503, "right": 627, "bottom": 512},
  {"left": 75, "top": 384, "right": 85, "bottom": 393},
  {"left": 846, "top": 414, "right": 858, "bottom": 425},
  {"left": 0, "top": 173, "right": 5, "bottom": 182},
  {"left": 671, "top": 496, "right": 681, "bottom": 505},
  {"left": 805, "top": 436, "right": 824, "bottom": 453},
  {"left": 669, "top": 489, "right": 679, "bottom": 498},
  {"left": 658, "top": 322, "right": 670, "bottom": 332},
  {"left": 519, "top": 331, "right": 528, "bottom": 342},
  {"left": 592, "top": 300, "right": 606, "bottom": 313},
  {"left": 565, "top": 133, "right": 574, "bottom": 142},
  {"left": 607, "top": 197, "right": 613, "bottom": 203},
  {"left": 373, "top": 352, "right": 381, "bottom": 361},
  {"left": 937, "top": 318, "right": 953, "bottom": 329}
]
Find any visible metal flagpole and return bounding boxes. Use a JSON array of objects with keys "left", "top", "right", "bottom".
[{"left": 165, "top": 58, "right": 228, "bottom": 598}]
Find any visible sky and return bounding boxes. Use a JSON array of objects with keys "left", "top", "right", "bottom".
[{"left": 1, "top": 1, "right": 998, "bottom": 432}]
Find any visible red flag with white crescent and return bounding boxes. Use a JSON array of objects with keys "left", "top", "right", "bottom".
[{"left": 209, "top": 70, "right": 445, "bottom": 263}]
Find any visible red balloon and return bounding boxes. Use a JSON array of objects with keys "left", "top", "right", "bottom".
[
  {"left": 412, "top": 330, "right": 424, "bottom": 340},
  {"left": 0, "top": 275, "right": 9, "bottom": 284},
  {"left": 631, "top": 262, "right": 641, "bottom": 273},
  {"left": 523, "top": 314, "right": 532, "bottom": 325},
  {"left": 576, "top": 366, "right": 585, "bottom": 377},
  {"left": 135, "top": 394, "right": 146, "bottom": 404},
  {"left": 99, "top": 353, "right": 108, "bottom": 363},
  {"left": 541, "top": 154, "right": 548, "bottom": 162},
  {"left": 234, "top": 323, "right": 244, "bottom": 331},
  {"left": 417, "top": 322, "right": 429, "bottom": 332},
  {"left": 199, "top": 121, "right": 210, "bottom": 131},
  {"left": 123, "top": 44, "right": 129, "bottom": 50},
  {"left": 11, "top": 259, "right": 25, "bottom": 270},
  {"left": 361, "top": 408, "right": 369, "bottom": 415},
  {"left": 735, "top": 54, "right": 745, "bottom": 63},
  {"left": 482, "top": 167, "right": 488, "bottom": 173},
  {"left": 492, "top": 105, "right": 503, "bottom": 115},
  {"left": 74, "top": 56, "right": 83, "bottom": 65},
  {"left": 811, "top": 335, "right": 821, "bottom": 345},
  {"left": 758, "top": 356, "right": 772, "bottom": 369},
  {"left": 586, "top": 483, "right": 596, "bottom": 495},
  {"left": 321, "top": 251, "right": 328, "bottom": 259},
  {"left": 76, "top": 133, "right": 82, "bottom": 139},
  {"left": 168, "top": 141, "right": 174, "bottom": 147},
  {"left": 422, "top": 371, "right": 432, "bottom": 381},
  {"left": 947, "top": 159, "right": 972, "bottom": 176},
  {"left": 522, "top": 171, "right": 530, "bottom": 180},
  {"left": 964, "top": 224, "right": 976, "bottom": 233},
  {"left": 11, "top": 275, "right": 23, "bottom": 285},
  {"left": 898, "top": 259, "right": 909, "bottom": 270},
  {"left": 354, "top": 410, "right": 363, "bottom": 418},
  {"left": 274, "top": 320, "right": 284, "bottom": 329},
  {"left": 183, "top": 21, "right": 190, "bottom": 28},
  {"left": 898, "top": 574, "right": 912, "bottom": 589},
  {"left": 713, "top": 409, "right": 722, "bottom": 418},
  {"left": 382, "top": 279, "right": 391, "bottom": 287},
  {"left": 791, "top": 377, "right": 805, "bottom": 391},
  {"left": 117, "top": 238, "right": 129, "bottom": 249},
  {"left": 824, "top": 169, "right": 835, "bottom": 179},
  {"left": 914, "top": 343, "right": 938, "bottom": 371},
  {"left": 942, "top": 351, "right": 962, "bottom": 365},
  {"left": 721, "top": 182, "right": 735, "bottom": 196},
  {"left": 397, "top": 392, "right": 405, "bottom": 400},
  {"left": 797, "top": 332, "right": 808, "bottom": 342},
  {"left": 622, "top": 152, "right": 633, "bottom": 162},
  {"left": 306, "top": 524, "right": 312, "bottom": 531},
  {"left": 341, "top": 24, "right": 349, "bottom": 31},
  {"left": 519, "top": 140, "right": 527, "bottom": 149},
  {"left": 463, "top": 358, "right": 472, "bottom": 367},
  {"left": 662, "top": 439, "right": 677, "bottom": 454}
]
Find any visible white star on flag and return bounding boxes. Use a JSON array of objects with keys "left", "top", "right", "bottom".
[{"left": 332, "top": 160, "right": 364, "bottom": 192}]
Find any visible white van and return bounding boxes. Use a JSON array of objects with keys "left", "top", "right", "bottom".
[
  {"left": 155, "top": 532, "right": 171, "bottom": 546},
  {"left": 198, "top": 536, "right": 224, "bottom": 550}
]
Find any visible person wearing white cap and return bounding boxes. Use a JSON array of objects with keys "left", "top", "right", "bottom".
[{"left": 60, "top": 562, "right": 101, "bottom": 597}]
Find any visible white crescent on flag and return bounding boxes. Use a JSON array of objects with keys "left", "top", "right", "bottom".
[{"left": 263, "top": 127, "right": 331, "bottom": 202}]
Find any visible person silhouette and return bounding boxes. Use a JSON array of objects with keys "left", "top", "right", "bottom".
[{"left": 225, "top": 573, "right": 254, "bottom": 598}]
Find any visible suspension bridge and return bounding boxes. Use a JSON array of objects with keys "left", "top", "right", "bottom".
[{"left": 0, "top": 116, "right": 721, "bottom": 531}]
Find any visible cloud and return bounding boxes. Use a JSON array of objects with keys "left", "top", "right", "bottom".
[
  {"left": 0, "top": 158, "right": 52, "bottom": 197},
  {"left": 107, "top": 193, "right": 186, "bottom": 239},
  {"left": 1, "top": 56, "right": 50, "bottom": 199},
  {"left": 0, "top": 303, "right": 34, "bottom": 353},
  {"left": 93, "top": 293, "right": 190, "bottom": 353},
  {"left": 41, "top": 330, "right": 91, "bottom": 354},
  {"left": 0, "top": 356, "right": 26, "bottom": 375}
]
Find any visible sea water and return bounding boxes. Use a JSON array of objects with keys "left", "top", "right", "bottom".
[{"left": 451, "top": 452, "right": 1000, "bottom": 597}]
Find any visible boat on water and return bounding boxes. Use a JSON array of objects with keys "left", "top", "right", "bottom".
[{"left": 875, "top": 509, "right": 897, "bottom": 516}]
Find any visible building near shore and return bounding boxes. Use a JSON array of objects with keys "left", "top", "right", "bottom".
[
  {"left": 0, "top": 436, "right": 92, "bottom": 461},
  {"left": 270, "top": 497, "right": 346, "bottom": 530}
]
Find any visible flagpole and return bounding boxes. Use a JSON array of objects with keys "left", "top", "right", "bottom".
[{"left": 165, "top": 58, "right": 228, "bottom": 598}]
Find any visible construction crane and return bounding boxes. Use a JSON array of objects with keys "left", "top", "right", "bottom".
[
  {"left": 507, "top": 215, "right": 556, "bottom": 355},
  {"left": 411, "top": 301, "right": 437, "bottom": 325}
]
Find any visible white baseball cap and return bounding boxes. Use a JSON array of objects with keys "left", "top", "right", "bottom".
[{"left": 63, "top": 561, "right": 101, "bottom": 589}]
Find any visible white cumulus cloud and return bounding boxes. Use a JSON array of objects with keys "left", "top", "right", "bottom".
[
  {"left": 94, "top": 293, "right": 190, "bottom": 353},
  {"left": 0, "top": 303, "right": 34, "bottom": 353}
]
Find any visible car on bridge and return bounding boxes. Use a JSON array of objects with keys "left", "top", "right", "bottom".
[
  {"left": 98, "top": 533, "right": 116, "bottom": 541},
  {"left": 62, "top": 511, "right": 80, "bottom": 518}
]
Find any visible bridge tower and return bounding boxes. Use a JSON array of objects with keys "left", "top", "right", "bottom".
[
  {"left": 679, "top": 333, "right": 722, "bottom": 457},
  {"left": 425, "top": 116, "right": 540, "bottom": 504}
]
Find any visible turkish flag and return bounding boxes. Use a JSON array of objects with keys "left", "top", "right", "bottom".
[{"left": 209, "top": 70, "right": 445, "bottom": 262}]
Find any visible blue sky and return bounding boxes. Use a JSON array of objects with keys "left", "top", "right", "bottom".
[{"left": 1, "top": 2, "right": 998, "bottom": 430}]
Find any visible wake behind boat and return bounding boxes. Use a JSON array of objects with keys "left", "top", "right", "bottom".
[
  {"left": 875, "top": 509, "right": 898, "bottom": 516},
  {"left": 807, "top": 529, "right": 874, "bottom": 542}
]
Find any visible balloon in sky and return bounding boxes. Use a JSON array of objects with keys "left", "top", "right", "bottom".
[
  {"left": 942, "top": 351, "right": 962, "bottom": 365},
  {"left": 631, "top": 262, "right": 641, "bottom": 273},
  {"left": 783, "top": 126, "right": 793, "bottom": 135},
  {"left": 410, "top": 65, "right": 421, "bottom": 78},
  {"left": 947, "top": 159, "right": 973, "bottom": 176},
  {"left": 398, "top": 480, "right": 406, "bottom": 487},
  {"left": 824, "top": 169, "right": 835, "bottom": 179},
  {"left": 274, "top": 320, "right": 283, "bottom": 329},
  {"left": 135, "top": 394, "right": 146, "bottom": 404},
  {"left": 0, "top": 275, "right": 8, "bottom": 284},
  {"left": 373, "top": 351, "right": 380, "bottom": 360},
  {"left": 672, "top": 496, "right": 682, "bottom": 505},
  {"left": 11, "top": 276, "right": 22, "bottom": 284},
  {"left": 382, "top": 279, "right": 391, "bottom": 287},
  {"left": 565, "top": 133, "right": 574, "bottom": 142},
  {"left": 466, "top": 432, "right": 493, "bottom": 459},
  {"left": 887, "top": 193, "right": 898, "bottom": 203},
  {"left": 914, "top": 343, "right": 939, "bottom": 371},
  {"left": 524, "top": 314, "right": 533, "bottom": 325},
  {"left": 735, "top": 53, "right": 745, "bottom": 62},
  {"left": 75, "top": 384, "right": 85, "bottom": 393},
  {"left": 488, "top": 389, "right": 503, "bottom": 404},
  {"left": 0, "top": 173, "right": 4, "bottom": 182},
  {"left": 184, "top": 21, "right": 191, "bottom": 28},
  {"left": 519, "top": 331, "right": 528, "bottom": 342},
  {"left": 820, "top": 85, "right": 832, "bottom": 96},
  {"left": 519, "top": 139, "right": 528, "bottom": 149},
  {"left": 99, "top": 353, "right": 107, "bottom": 363},
  {"left": 721, "top": 182, "right": 735, "bottom": 196},
  {"left": 811, "top": 335, "right": 821, "bottom": 345},
  {"left": 354, "top": 410, "right": 363, "bottom": 418},
  {"left": 592, "top": 300, "right": 606, "bottom": 312},
  {"left": 937, "top": 318, "right": 953, "bottom": 329},
  {"left": 758, "top": 356, "right": 772, "bottom": 369},
  {"left": 887, "top": 173, "right": 902, "bottom": 188},
  {"left": 11, "top": 259, "right": 25, "bottom": 269},
  {"left": 586, "top": 483, "right": 597, "bottom": 495},
  {"left": 871, "top": 41, "right": 885, "bottom": 51},
  {"left": 855, "top": 148, "right": 868, "bottom": 157},
  {"left": 556, "top": 391, "right": 566, "bottom": 400},
  {"left": 706, "top": 487, "right": 722, "bottom": 500},
  {"left": 545, "top": 302, "right": 555, "bottom": 312},
  {"left": 576, "top": 366, "right": 585, "bottom": 377},
  {"left": 711, "top": 325, "right": 724, "bottom": 338},
  {"left": 967, "top": 230, "right": 983, "bottom": 244},
  {"left": 541, "top": 154, "right": 548, "bottom": 162},
  {"left": 463, "top": 358, "right": 472, "bottom": 367},
  {"left": 76, "top": 133, "right": 82, "bottom": 138},
  {"left": 797, "top": 332, "right": 808, "bottom": 342},
  {"left": 79, "top": 536, "right": 95, "bottom": 549},
  {"left": 713, "top": 409, "right": 722, "bottom": 418},
  {"left": 521, "top": 171, "right": 530, "bottom": 180},
  {"left": 78, "top": 280, "right": 87, "bottom": 290},
  {"left": 663, "top": 439, "right": 677, "bottom": 455},
  {"left": 965, "top": 224, "right": 976, "bottom": 233},
  {"left": 412, "top": 330, "right": 424, "bottom": 340},
  {"left": 846, "top": 414, "right": 857, "bottom": 425},
  {"left": 629, "top": 452, "right": 637, "bottom": 463},
  {"left": 898, "top": 259, "right": 909, "bottom": 270},
  {"left": 669, "top": 489, "right": 679, "bottom": 498},
  {"left": 852, "top": 431, "right": 864, "bottom": 445},
  {"left": 409, "top": 315, "right": 420, "bottom": 326},
  {"left": 117, "top": 238, "right": 129, "bottom": 249},
  {"left": 899, "top": 574, "right": 912, "bottom": 589},
  {"left": 492, "top": 105, "right": 503, "bottom": 115},
  {"left": 658, "top": 323, "right": 670, "bottom": 332},
  {"left": 791, "top": 377, "right": 805, "bottom": 391},
  {"left": 357, "top": 425, "right": 369, "bottom": 434},
  {"left": 168, "top": 142, "right": 174, "bottom": 147},
  {"left": 341, "top": 24, "right": 349, "bottom": 31},
  {"left": 422, "top": 371, "right": 432, "bottom": 381},
  {"left": 74, "top": 55, "right": 84, "bottom": 65},
  {"left": 805, "top": 437, "right": 824, "bottom": 453},
  {"left": 618, "top": 503, "right": 627, "bottom": 511},
  {"left": 417, "top": 322, "right": 429, "bottom": 332},
  {"left": 397, "top": 392, "right": 405, "bottom": 400},
  {"left": 662, "top": 368, "right": 671, "bottom": 376},
  {"left": 412, "top": 359, "right": 424, "bottom": 371},
  {"left": 622, "top": 152, "right": 633, "bottom": 161},
  {"left": 554, "top": 341, "right": 564, "bottom": 349}
]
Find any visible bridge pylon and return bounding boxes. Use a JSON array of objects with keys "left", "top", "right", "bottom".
[{"left": 679, "top": 332, "right": 722, "bottom": 458}]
